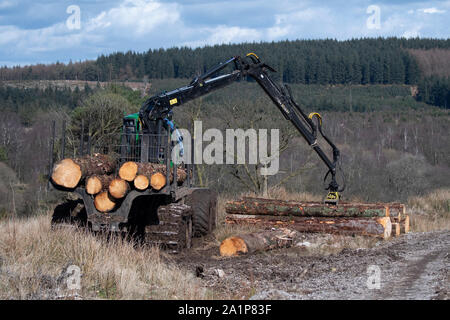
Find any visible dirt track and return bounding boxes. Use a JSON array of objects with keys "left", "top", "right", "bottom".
[{"left": 174, "top": 231, "right": 449, "bottom": 300}]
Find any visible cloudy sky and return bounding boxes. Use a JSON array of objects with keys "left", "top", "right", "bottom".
[{"left": 0, "top": 0, "right": 449, "bottom": 66}]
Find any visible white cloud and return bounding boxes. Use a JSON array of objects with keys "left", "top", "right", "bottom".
[
  {"left": 183, "top": 25, "right": 262, "bottom": 47},
  {"left": 402, "top": 28, "right": 421, "bottom": 39},
  {"left": 0, "top": 0, "right": 449, "bottom": 65},
  {"left": 420, "top": 7, "right": 446, "bottom": 14},
  {"left": 86, "top": 0, "right": 180, "bottom": 36},
  {"left": 0, "top": 0, "right": 182, "bottom": 63},
  {"left": 0, "top": 0, "right": 14, "bottom": 9},
  {"left": 267, "top": 26, "right": 290, "bottom": 39}
]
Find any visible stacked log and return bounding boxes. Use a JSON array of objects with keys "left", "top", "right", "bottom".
[
  {"left": 51, "top": 153, "right": 116, "bottom": 189},
  {"left": 94, "top": 191, "right": 116, "bottom": 213},
  {"left": 228, "top": 197, "right": 390, "bottom": 217},
  {"left": 398, "top": 215, "right": 410, "bottom": 234},
  {"left": 119, "top": 161, "right": 187, "bottom": 191},
  {"left": 118, "top": 161, "right": 139, "bottom": 181},
  {"left": 391, "top": 222, "right": 401, "bottom": 237},
  {"left": 51, "top": 155, "right": 189, "bottom": 213},
  {"left": 86, "top": 175, "right": 114, "bottom": 195},
  {"left": 108, "top": 178, "right": 129, "bottom": 199},
  {"left": 224, "top": 198, "right": 410, "bottom": 245},
  {"left": 225, "top": 214, "right": 392, "bottom": 239},
  {"left": 150, "top": 172, "right": 166, "bottom": 191}
]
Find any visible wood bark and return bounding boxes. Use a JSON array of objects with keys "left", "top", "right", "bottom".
[
  {"left": 86, "top": 175, "right": 114, "bottom": 195},
  {"left": 219, "top": 228, "right": 300, "bottom": 257},
  {"left": 51, "top": 153, "right": 115, "bottom": 188},
  {"left": 226, "top": 198, "right": 391, "bottom": 218},
  {"left": 226, "top": 214, "right": 392, "bottom": 239},
  {"left": 94, "top": 191, "right": 116, "bottom": 213}
]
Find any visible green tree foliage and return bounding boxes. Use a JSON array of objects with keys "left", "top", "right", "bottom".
[
  {"left": 0, "top": 85, "right": 87, "bottom": 124},
  {"left": 70, "top": 90, "right": 134, "bottom": 153},
  {"left": 417, "top": 76, "right": 450, "bottom": 109},
  {"left": 2, "top": 38, "right": 449, "bottom": 85}
]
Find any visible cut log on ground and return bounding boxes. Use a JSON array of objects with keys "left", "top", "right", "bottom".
[
  {"left": 226, "top": 198, "right": 392, "bottom": 218},
  {"left": 86, "top": 175, "right": 114, "bottom": 195},
  {"left": 108, "top": 178, "right": 129, "bottom": 199},
  {"left": 226, "top": 214, "right": 392, "bottom": 239},
  {"left": 118, "top": 161, "right": 138, "bottom": 181},
  {"left": 51, "top": 154, "right": 115, "bottom": 189},
  {"left": 219, "top": 228, "right": 300, "bottom": 257},
  {"left": 94, "top": 191, "right": 116, "bottom": 213}
]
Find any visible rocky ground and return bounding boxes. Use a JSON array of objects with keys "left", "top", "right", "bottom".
[{"left": 173, "top": 230, "right": 449, "bottom": 300}]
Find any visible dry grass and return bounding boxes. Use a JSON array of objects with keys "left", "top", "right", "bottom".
[
  {"left": 407, "top": 189, "right": 450, "bottom": 232},
  {"left": 0, "top": 212, "right": 212, "bottom": 300}
]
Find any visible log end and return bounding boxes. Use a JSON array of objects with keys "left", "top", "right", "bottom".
[
  {"left": 119, "top": 161, "right": 138, "bottom": 181},
  {"left": 376, "top": 217, "right": 392, "bottom": 239},
  {"left": 219, "top": 237, "right": 248, "bottom": 257},
  {"left": 134, "top": 174, "right": 150, "bottom": 191},
  {"left": 86, "top": 176, "right": 102, "bottom": 195},
  {"left": 51, "top": 159, "right": 82, "bottom": 189},
  {"left": 109, "top": 178, "right": 129, "bottom": 199},
  {"left": 150, "top": 172, "right": 166, "bottom": 191},
  {"left": 94, "top": 191, "right": 116, "bottom": 213}
]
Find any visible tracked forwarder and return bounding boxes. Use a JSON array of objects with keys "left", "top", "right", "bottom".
[{"left": 49, "top": 53, "right": 344, "bottom": 252}]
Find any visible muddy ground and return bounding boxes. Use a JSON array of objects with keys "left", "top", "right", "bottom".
[{"left": 171, "top": 230, "right": 449, "bottom": 300}]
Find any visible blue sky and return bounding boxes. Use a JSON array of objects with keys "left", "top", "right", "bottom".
[{"left": 0, "top": 0, "right": 449, "bottom": 66}]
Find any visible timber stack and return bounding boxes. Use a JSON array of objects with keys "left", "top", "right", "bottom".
[
  {"left": 221, "top": 196, "right": 410, "bottom": 256},
  {"left": 51, "top": 154, "right": 187, "bottom": 213}
]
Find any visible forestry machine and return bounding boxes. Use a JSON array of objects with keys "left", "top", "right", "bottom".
[{"left": 51, "top": 53, "right": 344, "bottom": 253}]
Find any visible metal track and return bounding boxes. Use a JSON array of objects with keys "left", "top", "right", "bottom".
[{"left": 144, "top": 203, "right": 193, "bottom": 253}]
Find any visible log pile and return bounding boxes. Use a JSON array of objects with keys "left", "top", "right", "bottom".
[
  {"left": 51, "top": 155, "right": 187, "bottom": 213},
  {"left": 221, "top": 197, "right": 410, "bottom": 256}
]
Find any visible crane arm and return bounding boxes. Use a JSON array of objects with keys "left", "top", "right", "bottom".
[{"left": 137, "top": 53, "right": 345, "bottom": 202}]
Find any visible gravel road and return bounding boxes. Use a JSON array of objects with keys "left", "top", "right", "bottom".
[{"left": 175, "top": 230, "right": 449, "bottom": 300}]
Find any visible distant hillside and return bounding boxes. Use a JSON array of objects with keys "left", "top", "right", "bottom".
[
  {"left": 2, "top": 38, "right": 449, "bottom": 85},
  {"left": 1, "top": 80, "right": 149, "bottom": 94}
]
